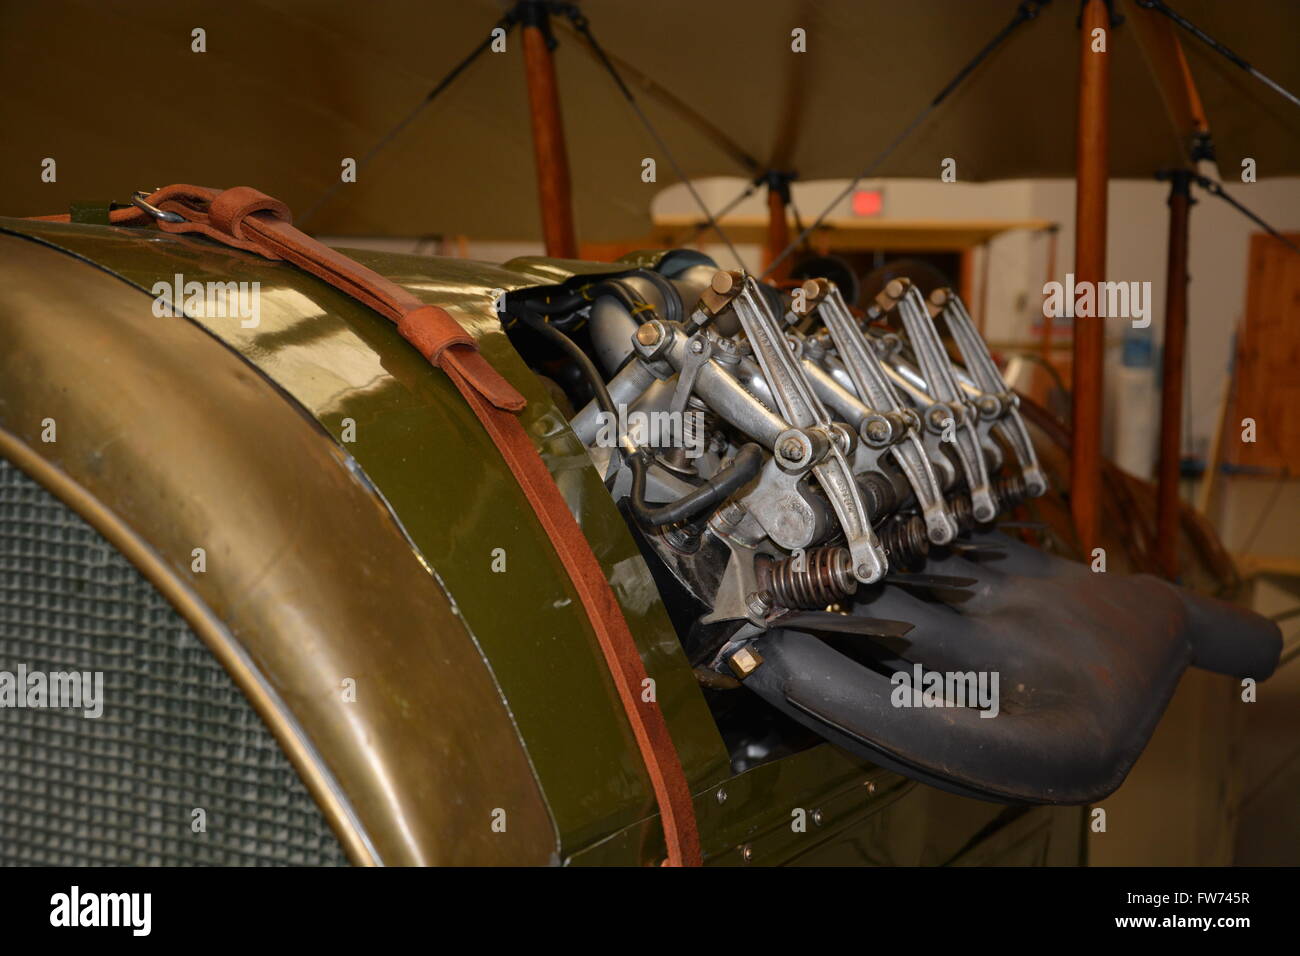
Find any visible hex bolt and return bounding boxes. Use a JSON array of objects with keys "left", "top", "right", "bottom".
[
  {"left": 729, "top": 644, "right": 765, "bottom": 679},
  {"left": 635, "top": 323, "right": 661, "bottom": 347}
]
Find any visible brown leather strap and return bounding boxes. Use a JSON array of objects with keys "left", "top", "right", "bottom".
[{"left": 53, "top": 185, "right": 700, "bottom": 865}]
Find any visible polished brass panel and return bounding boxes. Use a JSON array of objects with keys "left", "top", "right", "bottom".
[{"left": 0, "top": 236, "right": 556, "bottom": 865}]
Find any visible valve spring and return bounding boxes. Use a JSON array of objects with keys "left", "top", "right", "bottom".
[
  {"left": 683, "top": 397, "right": 717, "bottom": 449},
  {"left": 879, "top": 515, "right": 929, "bottom": 569},
  {"left": 766, "top": 546, "right": 857, "bottom": 609},
  {"left": 950, "top": 494, "right": 976, "bottom": 534},
  {"left": 995, "top": 473, "right": 1027, "bottom": 512}
]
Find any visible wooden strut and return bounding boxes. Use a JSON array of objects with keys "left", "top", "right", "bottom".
[
  {"left": 1071, "top": 0, "right": 1111, "bottom": 556},
  {"left": 763, "top": 176, "right": 793, "bottom": 284},
  {"left": 521, "top": 3, "right": 579, "bottom": 259},
  {"left": 1129, "top": 0, "right": 1213, "bottom": 581},
  {"left": 1040, "top": 226, "right": 1059, "bottom": 360},
  {"left": 1155, "top": 171, "right": 1193, "bottom": 580}
]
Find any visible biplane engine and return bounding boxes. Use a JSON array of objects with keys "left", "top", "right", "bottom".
[
  {"left": 502, "top": 257, "right": 1278, "bottom": 805},
  {"left": 511, "top": 263, "right": 1046, "bottom": 661}
]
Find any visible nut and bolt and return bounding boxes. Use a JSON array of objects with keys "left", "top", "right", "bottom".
[
  {"left": 864, "top": 417, "right": 892, "bottom": 445},
  {"left": 635, "top": 323, "right": 661, "bottom": 347},
  {"left": 729, "top": 643, "right": 765, "bottom": 679},
  {"left": 778, "top": 437, "right": 805, "bottom": 462},
  {"left": 745, "top": 590, "right": 773, "bottom": 618}
]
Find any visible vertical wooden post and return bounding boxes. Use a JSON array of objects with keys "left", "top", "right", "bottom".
[
  {"left": 959, "top": 248, "right": 976, "bottom": 310},
  {"left": 1072, "top": 0, "right": 1111, "bottom": 555},
  {"left": 521, "top": 2, "right": 578, "bottom": 259},
  {"left": 1155, "top": 170, "right": 1193, "bottom": 579},
  {"left": 976, "top": 239, "right": 991, "bottom": 336},
  {"left": 763, "top": 174, "right": 792, "bottom": 283},
  {"left": 1040, "top": 225, "right": 1059, "bottom": 359}
]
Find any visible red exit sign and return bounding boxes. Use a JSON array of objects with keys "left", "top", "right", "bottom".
[{"left": 851, "top": 189, "right": 884, "bottom": 217}]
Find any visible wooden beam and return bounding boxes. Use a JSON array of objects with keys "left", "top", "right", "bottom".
[
  {"left": 977, "top": 239, "right": 991, "bottom": 336},
  {"left": 763, "top": 184, "right": 792, "bottom": 283},
  {"left": 522, "top": 6, "right": 578, "bottom": 259},
  {"left": 1126, "top": 0, "right": 1211, "bottom": 149},
  {"left": 1040, "top": 225, "right": 1059, "bottom": 360},
  {"left": 1155, "top": 171, "right": 1193, "bottom": 580},
  {"left": 1071, "top": 0, "right": 1111, "bottom": 556}
]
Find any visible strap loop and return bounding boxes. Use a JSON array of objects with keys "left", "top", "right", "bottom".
[
  {"left": 209, "top": 186, "right": 292, "bottom": 239},
  {"left": 397, "top": 305, "right": 477, "bottom": 364}
]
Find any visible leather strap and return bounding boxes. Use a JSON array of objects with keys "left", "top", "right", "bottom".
[{"left": 39, "top": 185, "right": 701, "bottom": 865}]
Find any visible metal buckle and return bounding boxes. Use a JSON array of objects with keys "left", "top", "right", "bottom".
[{"left": 130, "top": 190, "right": 185, "bottom": 224}]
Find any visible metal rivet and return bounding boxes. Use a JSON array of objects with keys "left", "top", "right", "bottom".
[
  {"left": 813, "top": 809, "right": 824, "bottom": 827},
  {"left": 741, "top": 844, "right": 753, "bottom": 863},
  {"left": 866, "top": 781, "right": 877, "bottom": 795},
  {"left": 716, "top": 787, "right": 728, "bottom": 805}
]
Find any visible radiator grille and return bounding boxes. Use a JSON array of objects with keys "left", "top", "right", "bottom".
[{"left": 0, "top": 457, "right": 350, "bottom": 866}]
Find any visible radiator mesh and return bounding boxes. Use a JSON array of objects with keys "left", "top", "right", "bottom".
[{"left": 0, "top": 457, "right": 350, "bottom": 865}]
